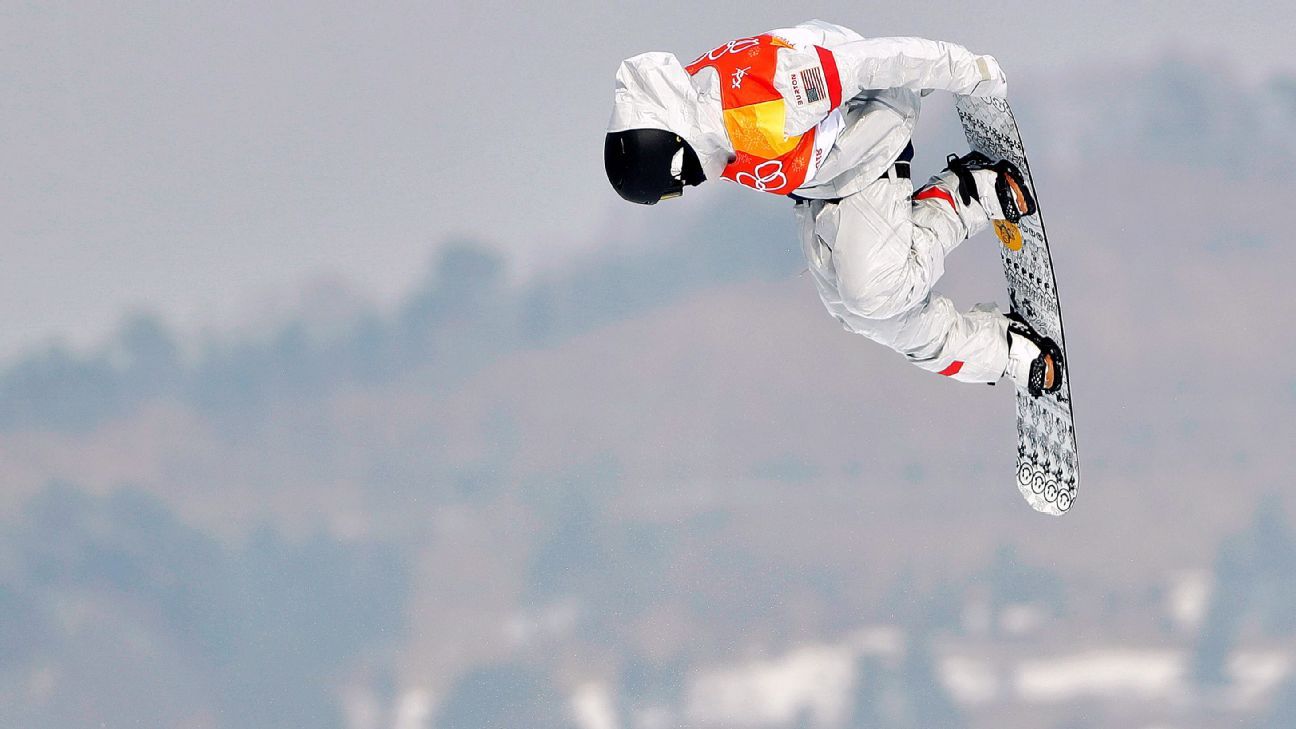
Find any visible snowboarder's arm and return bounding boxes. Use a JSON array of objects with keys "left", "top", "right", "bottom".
[
  {"left": 771, "top": 21, "right": 1007, "bottom": 100},
  {"left": 830, "top": 36, "right": 1007, "bottom": 98}
]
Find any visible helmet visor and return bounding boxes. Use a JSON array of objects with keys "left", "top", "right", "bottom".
[{"left": 659, "top": 148, "right": 685, "bottom": 200}]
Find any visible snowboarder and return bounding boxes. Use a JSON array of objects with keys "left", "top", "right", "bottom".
[{"left": 604, "top": 20, "right": 1061, "bottom": 396}]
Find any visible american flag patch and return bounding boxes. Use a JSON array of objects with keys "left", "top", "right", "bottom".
[{"left": 799, "top": 66, "right": 827, "bottom": 104}]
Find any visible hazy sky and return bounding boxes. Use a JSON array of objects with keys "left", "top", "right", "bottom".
[{"left": 4, "top": 1, "right": 1293, "bottom": 355}]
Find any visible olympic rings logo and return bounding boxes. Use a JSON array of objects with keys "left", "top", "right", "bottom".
[
  {"left": 696, "top": 37, "right": 761, "bottom": 63},
  {"left": 734, "top": 161, "right": 787, "bottom": 192}
]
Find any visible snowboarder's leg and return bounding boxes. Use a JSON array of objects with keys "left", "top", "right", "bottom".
[
  {"left": 914, "top": 152, "right": 1037, "bottom": 235},
  {"left": 908, "top": 158, "right": 1061, "bottom": 394},
  {"left": 794, "top": 174, "right": 1009, "bottom": 384},
  {"left": 841, "top": 292, "right": 1010, "bottom": 384}
]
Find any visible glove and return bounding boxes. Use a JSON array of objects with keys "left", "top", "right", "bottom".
[{"left": 968, "top": 55, "right": 1008, "bottom": 99}]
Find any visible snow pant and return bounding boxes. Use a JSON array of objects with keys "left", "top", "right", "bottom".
[{"left": 793, "top": 159, "right": 1010, "bottom": 384}]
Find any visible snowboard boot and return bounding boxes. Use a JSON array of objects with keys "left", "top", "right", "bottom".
[
  {"left": 945, "top": 151, "right": 1037, "bottom": 225},
  {"left": 1004, "top": 313, "right": 1063, "bottom": 397}
]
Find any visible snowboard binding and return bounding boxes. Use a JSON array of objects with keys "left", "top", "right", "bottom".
[
  {"left": 945, "top": 151, "right": 1037, "bottom": 225},
  {"left": 1005, "top": 312, "right": 1063, "bottom": 398}
]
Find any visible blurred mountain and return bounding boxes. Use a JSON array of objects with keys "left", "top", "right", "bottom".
[{"left": 2, "top": 54, "right": 1296, "bottom": 729}]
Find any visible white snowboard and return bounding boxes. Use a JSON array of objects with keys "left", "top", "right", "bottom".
[{"left": 956, "top": 96, "right": 1079, "bottom": 515}]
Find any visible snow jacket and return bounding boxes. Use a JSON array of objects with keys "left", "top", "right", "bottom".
[{"left": 607, "top": 20, "right": 1008, "bottom": 199}]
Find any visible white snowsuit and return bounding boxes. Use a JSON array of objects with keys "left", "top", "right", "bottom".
[{"left": 608, "top": 20, "right": 1014, "bottom": 383}]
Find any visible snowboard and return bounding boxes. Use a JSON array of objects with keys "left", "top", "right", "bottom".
[{"left": 956, "top": 96, "right": 1079, "bottom": 515}]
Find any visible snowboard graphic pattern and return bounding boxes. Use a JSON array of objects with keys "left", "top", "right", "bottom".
[{"left": 956, "top": 96, "right": 1079, "bottom": 515}]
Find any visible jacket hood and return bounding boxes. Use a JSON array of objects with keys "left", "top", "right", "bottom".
[{"left": 607, "top": 52, "right": 733, "bottom": 181}]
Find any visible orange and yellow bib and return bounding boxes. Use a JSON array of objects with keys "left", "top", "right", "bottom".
[{"left": 686, "top": 34, "right": 842, "bottom": 195}]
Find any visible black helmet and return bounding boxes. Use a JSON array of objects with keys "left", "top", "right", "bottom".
[{"left": 605, "top": 129, "right": 706, "bottom": 205}]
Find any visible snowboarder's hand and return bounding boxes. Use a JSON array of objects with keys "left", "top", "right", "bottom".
[{"left": 968, "top": 55, "right": 1008, "bottom": 99}]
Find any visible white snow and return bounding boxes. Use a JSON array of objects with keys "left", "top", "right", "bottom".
[
  {"left": 503, "top": 598, "right": 582, "bottom": 647},
  {"left": 686, "top": 643, "right": 856, "bottom": 727},
  {"left": 940, "top": 655, "right": 1001, "bottom": 704},
  {"left": 1166, "top": 570, "right": 1213, "bottom": 634},
  {"left": 342, "top": 686, "right": 432, "bottom": 729},
  {"left": 999, "top": 603, "right": 1047, "bottom": 636},
  {"left": 1014, "top": 650, "right": 1185, "bottom": 703},
  {"left": 571, "top": 682, "right": 620, "bottom": 729},
  {"left": 1228, "top": 651, "right": 1292, "bottom": 706},
  {"left": 393, "top": 689, "right": 433, "bottom": 729},
  {"left": 845, "top": 625, "right": 906, "bottom": 657}
]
